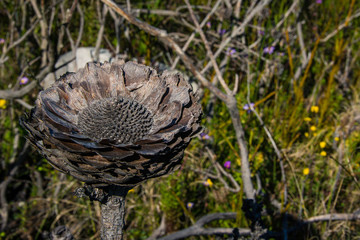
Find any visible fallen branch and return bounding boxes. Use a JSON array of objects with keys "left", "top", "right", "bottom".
[
  {"left": 0, "top": 81, "right": 37, "bottom": 99},
  {"left": 151, "top": 211, "right": 360, "bottom": 240},
  {"left": 155, "top": 212, "right": 250, "bottom": 240},
  {"left": 321, "top": 9, "right": 360, "bottom": 43}
]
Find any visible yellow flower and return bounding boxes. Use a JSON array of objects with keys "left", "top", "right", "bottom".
[
  {"left": 310, "top": 126, "right": 317, "bottom": 131},
  {"left": 304, "top": 132, "right": 309, "bottom": 138},
  {"left": 204, "top": 178, "right": 213, "bottom": 187},
  {"left": 311, "top": 106, "right": 319, "bottom": 113},
  {"left": 313, "top": 133, "right": 317, "bottom": 137},
  {"left": 0, "top": 99, "right": 7, "bottom": 109},
  {"left": 257, "top": 153, "right": 264, "bottom": 164},
  {"left": 320, "top": 151, "right": 327, "bottom": 156},
  {"left": 128, "top": 189, "right": 135, "bottom": 193},
  {"left": 303, "top": 168, "right": 310, "bottom": 175},
  {"left": 334, "top": 137, "right": 340, "bottom": 142},
  {"left": 304, "top": 117, "right": 312, "bottom": 122},
  {"left": 319, "top": 141, "right": 326, "bottom": 148}
]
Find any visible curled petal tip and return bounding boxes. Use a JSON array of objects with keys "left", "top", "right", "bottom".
[{"left": 21, "top": 61, "right": 202, "bottom": 186}]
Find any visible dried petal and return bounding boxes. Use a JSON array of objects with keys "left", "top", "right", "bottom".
[{"left": 21, "top": 61, "right": 202, "bottom": 187}]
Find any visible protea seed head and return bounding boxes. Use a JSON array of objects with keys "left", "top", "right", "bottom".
[
  {"left": 21, "top": 60, "right": 202, "bottom": 187},
  {"left": 78, "top": 97, "right": 153, "bottom": 144}
]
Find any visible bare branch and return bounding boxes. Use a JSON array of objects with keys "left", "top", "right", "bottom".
[
  {"left": 109, "top": 8, "right": 122, "bottom": 55},
  {"left": 171, "top": 0, "right": 222, "bottom": 69},
  {"left": 75, "top": 3, "right": 85, "bottom": 48},
  {"left": 0, "top": 81, "right": 37, "bottom": 99},
  {"left": 274, "top": 0, "right": 299, "bottom": 30},
  {"left": 15, "top": 99, "right": 33, "bottom": 110},
  {"left": 158, "top": 227, "right": 250, "bottom": 240},
  {"left": 204, "top": 147, "right": 240, "bottom": 193},
  {"left": 233, "top": 74, "right": 239, "bottom": 95},
  {"left": 0, "top": 18, "right": 40, "bottom": 65},
  {"left": 201, "top": 0, "right": 271, "bottom": 75},
  {"left": 30, "top": 0, "right": 49, "bottom": 68},
  {"left": 131, "top": 8, "right": 180, "bottom": 16},
  {"left": 101, "top": 0, "right": 228, "bottom": 102},
  {"left": 305, "top": 212, "right": 360, "bottom": 223},
  {"left": 152, "top": 211, "right": 360, "bottom": 240},
  {"left": 94, "top": 2, "right": 108, "bottom": 61},
  {"left": 0, "top": 56, "right": 53, "bottom": 100},
  {"left": 156, "top": 212, "right": 251, "bottom": 240},
  {"left": 184, "top": 0, "right": 232, "bottom": 95},
  {"left": 321, "top": 9, "right": 360, "bottom": 42},
  {"left": 297, "top": 22, "right": 307, "bottom": 65}
]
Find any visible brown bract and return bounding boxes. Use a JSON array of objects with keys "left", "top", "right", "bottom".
[{"left": 21, "top": 61, "right": 202, "bottom": 187}]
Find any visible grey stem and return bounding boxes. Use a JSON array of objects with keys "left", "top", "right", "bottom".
[{"left": 99, "top": 186, "right": 130, "bottom": 240}]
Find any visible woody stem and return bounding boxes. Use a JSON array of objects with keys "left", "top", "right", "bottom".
[{"left": 100, "top": 186, "right": 130, "bottom": 240}]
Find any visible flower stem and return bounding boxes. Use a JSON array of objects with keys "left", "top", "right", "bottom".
[
  {"left": 100, "top": 186, "right": 129, "bottom": 240},
  {"left": 74, "top": 184, "right": 131, "bottom": 239}
]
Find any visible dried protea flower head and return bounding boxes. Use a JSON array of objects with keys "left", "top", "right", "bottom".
[{"left": 21, "top": 60, "right": 202, "bottom": 187}]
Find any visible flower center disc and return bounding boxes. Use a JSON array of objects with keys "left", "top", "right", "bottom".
[{"left": 78, "top": 97, "right": 153, "bottom": 144}]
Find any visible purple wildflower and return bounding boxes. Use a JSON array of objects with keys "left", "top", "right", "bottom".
[
  {"left": 20, "top": 76, "right": 29, "bottom": 85},
  {"left": 218, "top": 29, "right": 226, "bottom": 36},
  {"left": 243, "top": 103, "right": 255, "bottom": 113},
  {"left": 200, "top": 132, "right": 210, "bottom": 140},
  {"left": 0, "top": 38, "right": 5, "bottom": 44},
  {"left": 187, "top": 202, "right": 194, "bottom": 209},
  {"left": 206, "top": 22, "right": 211, "bottom": 28},
  {"left": 258, "top": 30, "right": 265, "bottom": 35},
  {"left": 224, "top": 161, "right": 231, "bottom": 169},
  {"left": 316, "top": 0, "right": 322, "bottom": 3},
  {"left": 227, "top": 47, "right": 236, "bottom": 56},
  {"left": 263, "top": 46, "right": 275, "bottom": 54}
]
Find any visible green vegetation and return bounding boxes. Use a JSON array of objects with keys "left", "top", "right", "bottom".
[{"left": 0, "top": 0, "right": 359, "bottom": 239}]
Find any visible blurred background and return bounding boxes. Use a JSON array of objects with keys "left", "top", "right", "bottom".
[{"left": 0, "top": 0, "right": 359, "bottom": 239}]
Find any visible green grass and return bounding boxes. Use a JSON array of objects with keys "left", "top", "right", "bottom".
[{"left": 0, "top": 0, "right": 359, "bottom": 239}]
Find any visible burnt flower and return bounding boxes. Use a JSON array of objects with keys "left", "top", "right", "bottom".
[{"left": 21, "top": 61, "right": 202, "bottom": 187}]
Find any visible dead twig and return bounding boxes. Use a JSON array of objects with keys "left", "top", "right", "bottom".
[
  {"left": 30, "top": 0, "right": 49, "bottom": 68},
  {"left": 305, "top": 211, "right": 360, "bottom": 223},
  {"left": 274, "top": 0, "right": 300, "bottom": 30},
  {"left": 204, "top": 146, "right": 240, "bottom": 193},
  {"left": 200, "top": 0, "right": 271, "bottom": 75},
  {"left": 184, "top": 0, "right": 231, "bottom": 95},
  {"left": 94, "top": 1, "right": 108, "bottom": 61},
  {"left": 321, "top": 9, "right": 360, "bottom": 43},
  {"left": 156, "top": 212, "right": 250, "bottom": 240},
  {"left": 171, "top": 0, "right": 222, "bottom": 69},
  {"left": 152, "top": 210, "right": 360, "bottom": 240},
  {"left": 0, "top": 81, "right": 37, "bottom": 99},
  {"left": 0, "top": 18, "right": 41, "bottom": 65},
  {"left": 100, "top": 0, "right": 227, "bottom": 102}
]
